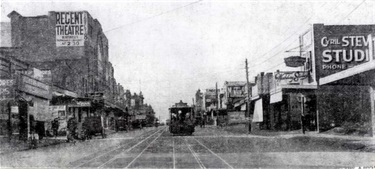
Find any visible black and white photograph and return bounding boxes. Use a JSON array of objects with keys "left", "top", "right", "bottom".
[{"left": 0, "top": 0, "right": 375, "bottom": 168}]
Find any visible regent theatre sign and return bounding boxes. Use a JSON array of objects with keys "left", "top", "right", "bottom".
[
  {"left": 55, "top": 11, "right": 87, "bottom": 47},
  {"left": 317, "top": 33, "right": 374, "bottom": 77}
]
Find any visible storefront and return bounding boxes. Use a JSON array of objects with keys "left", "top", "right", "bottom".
[
  {"left": 309, "top": 24, "right": 375, "bottom": 136},
  {"left": 49, "top": 87, "right": 78, "bottom": 136},
  {"left": 269, "top": 70, "right": 318, "bottom": 131},
  {"left": 0, "top": 73, "right": 52, "bottom": 140}
]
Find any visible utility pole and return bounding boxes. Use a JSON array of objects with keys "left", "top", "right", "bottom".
[
  {"left": 245, "top": 59, "right": 252, "bottom": 133},
  {"left": 216, "top": 82, "right": 218, "bottom": 110},
  {"left": 216, "top": 82, "right": 219, "bottom": 126}
]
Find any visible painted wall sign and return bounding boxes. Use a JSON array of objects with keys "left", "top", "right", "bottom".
[
  {"left": 18, "top": 75, "right": 51, "bottom": 99},
  {"left": 55, "top": 11, "right": 87, "bottom": 47},
  {"left": 315, "top": 28, "right": 375, "bottom": 77}
]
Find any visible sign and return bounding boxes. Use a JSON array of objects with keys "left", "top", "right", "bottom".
[
  {"left": 50, "top": 105, "right": 66, "bottom": 119},
  {"left": 77, "top": 101, "right": 91, "bottom": 107},
  {"left": 284, "top": 56, "right": 306, "bottom": 67},
  {"left": 228, "top": 111, "right": 246, "bottom": 123},
  {"left": 131, "top": 99, "right": 135, "bottom": 106},
  {"left": 317, "top": 33, "right": 374, "bottom": 77},
  {"left": 32, "top": 99, "right": 51, "bottom": 121},
  {"left": 18, "top": 75, "right": 51, "bottom": 99},
  {"left": 69, "top": 101, "right": 91, "bottom": 107},
  {"left": 0, "top": 79, "right": 14, "bottom": 100},
  {"left": 55, "top": 11, "right": 87, "bottom": 47},
  {"left": 135, "top": 114, "right": 146, "bottom": 120},
  {"left": 275, "top": 71, "right": 309, "bottom": 82},
  {"left": 11, "top": 106, "right": 19, "bottom": 114}
]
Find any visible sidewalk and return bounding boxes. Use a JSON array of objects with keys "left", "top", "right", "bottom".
[
  {"left": 0, "top": 128, "right": 150, "bottom": 155},
  {"left": 218, "top": 124, "right": 375, "bottom": 152},
  {"left": 0, "top": 135, "right": 66, "bottom": 154}
]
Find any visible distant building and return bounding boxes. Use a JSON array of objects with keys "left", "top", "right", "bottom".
[
  {"left": 222, "top": 81, "right": 248, "bottom": 111},
  {"left": 194, "top": 89, "right": 203, "bottom": 113}
]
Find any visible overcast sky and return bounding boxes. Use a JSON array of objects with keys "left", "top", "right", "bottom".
[{"left": 1, "top": 0, "right": 374, "bottom": 122}]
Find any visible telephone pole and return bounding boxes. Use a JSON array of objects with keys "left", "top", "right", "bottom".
[
  {"left": 245, "top": 59, "right": 252, "bottom": 133},
  {"left": 215, "top": 82, "right": 218, "bottom": 126}
]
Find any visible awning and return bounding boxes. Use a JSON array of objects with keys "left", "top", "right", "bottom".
[
  {"left": 252, "top": 99, "right": 263, "bottom": 122},
  {"left": 270, "top": 91, "right": 283, "bottom": 104},
  {"left": 52, "top": 90, "right": 77, "bottom": 98}
]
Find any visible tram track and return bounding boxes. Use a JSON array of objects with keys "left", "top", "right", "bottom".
[
  {"left": 192, "top": 137, "right": 234, "bottom": 169},
  {"left": 97, "top": 127, "right": 166, "bottom": 169},
  {"left": 123, "top": 127, "right": 167, "bottom": 169},
  {"left": 184, "top": 137, "right": 206, "bottom": 169},
  {"left": 72, "top": 127, "right": 166, "bottom": 168}
]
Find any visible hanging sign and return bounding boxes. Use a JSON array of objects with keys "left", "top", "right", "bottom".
[
  {"left": 275, "top": 71, "right": 309, "bottom": 82},
  {"left": 284, "top": 56, "right": 306, "bottom": 67},
  {"left": 0, "top": 79, "right": 15, "bottom": 100}
]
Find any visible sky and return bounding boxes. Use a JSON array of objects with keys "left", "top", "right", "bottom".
[{"left": 1, "top": 0, "right": 374, "bottom": 122}]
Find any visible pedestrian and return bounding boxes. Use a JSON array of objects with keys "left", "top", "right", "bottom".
[
  {"left": 67, "top": 116, "right": 77, "bottom": 144},
  {"left": 29, "top": 115, "right": 38, "bottom": 149},
  {"left": 301, "top": 114, "right": 306, "bottom": 134},
  {"left": 52, "top": 118, "right": 59, "bottom": 138},
  {"left": 248, "top": 118, "right": 252, "bottom": 134}
]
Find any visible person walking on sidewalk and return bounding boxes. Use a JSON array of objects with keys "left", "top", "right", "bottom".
[
  {"left": 67, "top": 116, "right": 77, "bottom": 144},
  {"left": 29, "top": 115, "right": 38, "bottom": 149},
  {"left": 52, "top": 118, "right": 59, "bottom": 138}
]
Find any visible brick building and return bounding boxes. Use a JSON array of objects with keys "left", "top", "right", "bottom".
[{"left": 7, "top": 11, "right": 118, "bottom": 100}]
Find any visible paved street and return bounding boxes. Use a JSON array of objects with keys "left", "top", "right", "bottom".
[{"left": 1, "top": 126, "right": 375, "bottom": 168}]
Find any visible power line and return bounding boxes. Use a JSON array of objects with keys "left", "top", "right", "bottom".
[
  {"left": 104, "top": 0, "right": 203, "bottom": 33},
  {"left": 249, "top": 2, "right": 330, "bottom": 67},
  {"left": 338, "top": 0, "right": 366, "bottom": 23}
]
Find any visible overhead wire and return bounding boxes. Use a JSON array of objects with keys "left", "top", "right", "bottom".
[
  {"left": 249, "top": 1, "right": 331, "bottom": 68},
  {"left": 104, "top": 0, "right": 203, "bottom": 33},
  {"left": 117, "top": 1, "right": 368, "bottom": 94},
  {"left": 250, "top": 0, "right": 367, "bottom": 75},
  {"left": 247, "top": 1, "right": 356, "bottom": 74},
  {"left": 338, "top": 0, "right": 366, "bottom": 24}
]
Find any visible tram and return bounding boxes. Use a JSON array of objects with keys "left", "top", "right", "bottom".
[{"left": 169, "top": 105, "right": 195, "bottom": 135}]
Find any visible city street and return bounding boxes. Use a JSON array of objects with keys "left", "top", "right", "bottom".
[{"left": 1, "top": 126, "right": 374, "bottom": 168}]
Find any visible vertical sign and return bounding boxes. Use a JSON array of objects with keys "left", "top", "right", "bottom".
[{"left": 55, "top": 11, "right": 87, "bottom": 46}]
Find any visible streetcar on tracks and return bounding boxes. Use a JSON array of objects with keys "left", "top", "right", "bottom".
[{"left": 169, "top": 101, "right": 195, "bottom": 135}]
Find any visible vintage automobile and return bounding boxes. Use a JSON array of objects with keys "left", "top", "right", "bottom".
[
  {"left": 115, "top": 117, "right": 129, "bottom": 131},
  {"left": 83, "top": 116, "right": 106, "bottom": 139}
]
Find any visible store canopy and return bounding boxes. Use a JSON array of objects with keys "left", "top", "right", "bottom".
[{"left": 252, "top": 99, "right": 263, "bottom": 122}]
